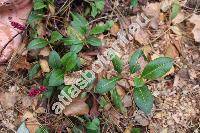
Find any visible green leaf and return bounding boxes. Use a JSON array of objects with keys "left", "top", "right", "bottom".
[
  {"left": 17, "top": 122, "right": 29, "bottom": 133},
  {"left": 134, "top": 77, "right": 145, "bottom": 88},
  {"left": 141, "top": 57, "right": 173, "bottom": 80},
  {"left": 28, "top": 11, "right": 43, "bottom": 27},
  {"left": 28, "top": 63, "right": 40, "bottom": 80},
  {"left": 43, "top": 87, "right": 54, "bottom": 98},
  {"left": 129, "top": 49, "right": 145, "bottom": 73},
  {"left": 112, "top": 54, "right": 123, "bottom": 73},
  {"left": 27, "top": 38, "right": 49, "bottom": 50},
  {"left": 34, "top": 0, "right": 46, "bottom": 10},
  {"left": 70, "top": 44, "right": 83, "bottom": 53},
  {"left": 87, "top": 36, "right": 102, "bottom": 46},
  {"left": 42, "top": 72, "right": 56, "bottom": 98},
  {"left": 67, "top": 26, "right": 84, "bottom": 43},
  {"left": 71, "top": 13, "right": 88, "bottom": 27},
  {"left": 90, "top": 24, "right": 106, "bottom": 35},
  {"left": 72, "top": 126, "right": 83, "bottom": 133},
  {"left": 50, "top": 31, "right": 63, "bottom": 43},
  {"left": 131, "top": 0, "right": 138, "bottom": 7},
  {"left": 35, "top": 126, "right": 49, "bottom": 133},
  {"left": 63, "top": 37, "right": 82, "bottom": 45},
  {"left": 91, "top": 4, "right": 98, "bottom": 18},
  {"left": 96, "top": 77, "right": 120, "bottom": 94},
  {"left": 131, "top": 128, "right": 141, "bottom": 133},
  {"left": 111, "top": 88, "right": 126, "bottom": 113},
  {"left": 49, "top": 50, "right": 61, "bottom": 69},
  {"left": 49, "top": 69, "right": 64, "bottom": 86},
  {"left": 61, "top": 52, "right": 77, "bottom": 72},
  {"left": 134, "top": 85, "right": 153, "bottom": 114},
  {"left": 86, "top": 118, "right": 100, "bottom": 133},
  {"left": 90, "top": 20, "right": 114, "bottom": 35},
  {"left": 42, "top": 73, "right": 54, "bottom": 98},
  {"left": 99, "top": 96, "right": 108, "bottom": 108},
  {"left": 171, "top": 0, "right": 180, "bottom": 19},
  {"left": 95, "top": 0, "right": 105, "bottom": 11},
  {"left": 71, "top": 13, "right": 88, "bottom": 34}
]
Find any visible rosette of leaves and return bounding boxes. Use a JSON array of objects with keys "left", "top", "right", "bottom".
[
  {"left": 130, "top": 50, "right": 173, "bottom": 114},
  {"left": 95, "top": 49, "right": 173, "bottom": 115},
  {"left": 28, "top": 50, "right": 80, "bottom": 98},
  {"left": 63, "top": 13, "right": 113, "bottom": 53}
]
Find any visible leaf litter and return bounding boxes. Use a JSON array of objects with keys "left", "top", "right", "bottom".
[{"left": 0, "top": 0, "right": 199, "bottom": 132}]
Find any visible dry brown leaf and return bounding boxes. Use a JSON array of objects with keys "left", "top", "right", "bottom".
[
  {"left": 0, "top": 92, "right": 17, "bottom": 108},
  {"left": 64, "top": 71, "right": 82, "bottom": 85},
  {"left": 39, "top": 59, "right": 50, "bottom": 73},
  {"left": 142, "top": 45, "right": 152, "bottom": 57},
  {"left": 135, "top": 29, "right": 149, "bottom": 45},
  {"left": 124, "top": 125, "right": 133, "bottom": 133},
  {"left": 22, "top": 96, "right": 32, "bottom": 108},
  {"left": 142, "top": 2, "right": 161, "bottom": 29},
  {"left": 13, "top": 56, "right": 31, "bottom": 71},
  {"left": 116, "top": 86, "right": 126, "bottom": 98},
  {"left": 161, "top": 0, "right": 172, "bottom": 12},
  {"left": 110, "top": 23, "right": 120, "bottom": 36},
  {"left": 135, "top": 114, "right": 149, "bottom": 126},
  {"left": 63, "top": 100, "right": 89, "bottom": 116},
  {"left": 122, "top": 95, "right": 132, "bottom": 107},
  {"left": 23, "top": 111, "right": 40, "bottom": 133},
  {"left": 189, "top": 14, "right": 200, "bottom": 42},
  {"left": 143, "top": 2, "right": 161, "bottom": 17},
  {"left": 39, "top": 47, "right": 50, "bottom": 57},
  {"left": 165, "top": 44, "right": 179, "bottom": 59},
  {"left": 107, "top": 108, "right": 122, "bottom": 126},
  {"left": 0, "top": 0, "right": 32, "bottom": 63}
]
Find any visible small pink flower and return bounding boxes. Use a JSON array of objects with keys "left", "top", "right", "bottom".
[
  {"left": 28, "top": 86, "right": 47, "bottom": 97},
  {"left": 10, "top": 21, "right": 25, "bottom": 31}
]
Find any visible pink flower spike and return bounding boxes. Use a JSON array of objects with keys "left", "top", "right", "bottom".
[
  {"left": 10, "top": 21, "right": 25, "bottom": 31},
  {"left": 39, "top": 86, "right": 47, "bottom": 92}
]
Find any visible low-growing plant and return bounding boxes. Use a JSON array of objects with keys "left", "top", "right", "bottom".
[
  {"left": 28, "top": 13, "right": 113, "bottom": 98},
  {"left": 96, "top": 49, "right": 173, "bottom": 114}
]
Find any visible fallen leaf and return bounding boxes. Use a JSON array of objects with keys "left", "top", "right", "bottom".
[
  {"left": 110, "top": 23, "right": 120, "bottom": 36},
  {"left": 116, "top": 86, "right": 126, "bottom": 98},
  {"left": 124, "top": 125, "right": 133, "bottom": 133},
  {"left": 39, "top": 47, "right": 50, "bottom": 57},
  {"left": 135, "top": 114, "right": 149, "bottom": 126},
  {"left": 0, "top": 92, "right": 17, "bottom": 108},
  {"left": 135, "top": 29, "right": 149, "bottom": 45},
  {"left": 161, "top": 0, "right": 172, "bottom": 12},
  {"left": 143, "top": 2, "right": 160, "bottom": 18},
  {"left": 23, "top": 111, "right": 40, "bottom": 133},
  {"left": 106, "top": 108, "right": 122, "bottom": 126},
  {"left": 0, "top": 0, "right": 32, "bottom": 63},
  {"left": 64, "top": 71, "right": 82, "bottom": 85},
  {"left": 122, "top": 95, "right": 132, "bottom": 107},
  {"left": 89, "top": 94, "right": 100, "bottom": 118},
  {"left": 63, "top": 100, "right": 89, "bottom": 116},
  {"left": 39, "top": 59, "right": 50, "bottom": 73},
  {"left": 13, "top": 56, "right": 31, "bottom": 71},
  {"left": 165, "top": 43, "right": 179, "bottom": 59},
  {"left": 189, "top": 14, "right": 200, "bottom": 42},
  {"left": 22, "top": 96, "right": 32, "bottom": 108},
  {"left": 142, "top": 45, "right": 152, "bottom": 57}
]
